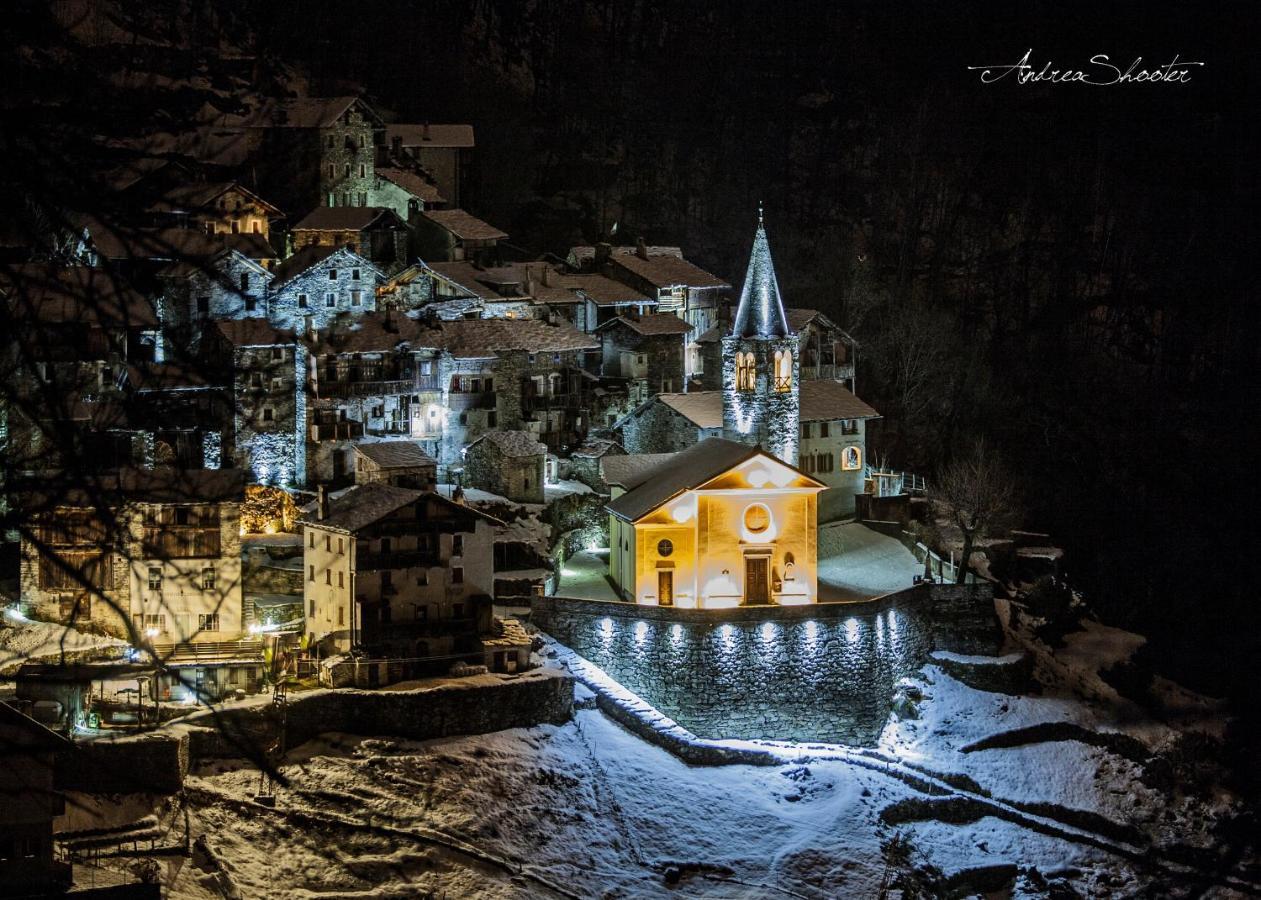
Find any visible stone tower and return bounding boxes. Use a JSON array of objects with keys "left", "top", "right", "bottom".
[{"left": 722, "top": 211, "right": 800, "bottom": 465}]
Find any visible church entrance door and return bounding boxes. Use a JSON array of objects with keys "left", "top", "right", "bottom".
[
  {"left": 657, "top": 570, "right": 674, "bottom": 606},
  {"left": 744, "top": 556, "right": 769, "bottom": 605}
]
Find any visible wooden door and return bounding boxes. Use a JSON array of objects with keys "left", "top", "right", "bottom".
[
  {"left": 658, "top": 570, "right": 674, "bottom": 606},
  {"left": 744, "top": 557, "right": 769, "bottom": 605}
]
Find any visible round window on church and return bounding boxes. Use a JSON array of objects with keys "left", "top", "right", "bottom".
[
  {"left": 657, "top": 539, "right": 674, "bottom": 558},
  {"left": 744, "top": 504, "right": 771, "bottom": 535}
]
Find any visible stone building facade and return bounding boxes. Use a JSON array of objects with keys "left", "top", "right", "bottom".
[
  {"left": 301, "top": 484, "right": 498, "bottom": 661},
  {"left": 214, "top": 321, "right": 308, "bottom": 487},
  {"left": 596, "top": 314, "right": 692, "bottom": 400},
  {"left": 267, "top": 245, "right": 383, "bottom": 332},
  {"left": 463, "top": 431, "right": 548, "bottom": 503}
]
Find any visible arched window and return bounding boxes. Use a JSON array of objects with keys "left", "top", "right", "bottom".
[
  {"left": 842, "top": 446, "right": 862, "bottom": 471},
  {"left": 736, "top": 351, "right": 756, "bottom": 391},
  {"left": 774, "top": 349, "right": 793, "bottom": 392}
]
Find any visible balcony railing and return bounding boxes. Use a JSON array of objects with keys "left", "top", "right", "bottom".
[{"left": 310, "top": 421, "right": 364, "bottom": 441}]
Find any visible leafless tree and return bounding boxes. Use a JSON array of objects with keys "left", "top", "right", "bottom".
[{"left": 929, "top": 439, "right": 1020, "bottom": 584}]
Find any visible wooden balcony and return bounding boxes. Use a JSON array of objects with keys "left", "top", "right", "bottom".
[{"left": 310, "top": 421, "right": 364, "bottom": 441}]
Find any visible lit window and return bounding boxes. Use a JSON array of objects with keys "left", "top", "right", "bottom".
[
  {"left": 198, "top": 613, "right": 220, "bottom": 631},
  {"left": 842, "top": 446, "right": 862, "bottom": 471},
  {"left": 201, "top": 567, "right": 216, "bottom": 590},
  {"left": 736, "top": 352, "right": 757, "bottom": 391},
  {"left": 773, "top": 349, "right": 792, "bottom": 392}
]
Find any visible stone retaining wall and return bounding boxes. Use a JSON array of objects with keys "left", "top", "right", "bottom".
[
  {"left": 534, "top": 585, "right": 999, "bottom": 745},
  {"left": 182, "top": 667, "right": 573, "bottom": 762}
]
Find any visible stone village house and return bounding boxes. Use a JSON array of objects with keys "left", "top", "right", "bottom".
[
  {"left": 462, "top": 431, "right": 549, "bottom": 504},
  {"left": 300, "top": 483, "right": 528, "bottom": 675}
]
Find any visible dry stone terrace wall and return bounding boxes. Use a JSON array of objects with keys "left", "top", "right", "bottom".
[{"left": 534, "top": 585, "right": 998, "bottom": 746}]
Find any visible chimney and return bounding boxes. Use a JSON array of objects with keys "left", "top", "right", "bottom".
[
  {"left": 524, "top": 266, "right": 536, "bottom": 297},
  {"left": 422, "top": 121, "right": 431, "bottom": 142},
  {"left": 594, "top": 242, "right": 612, "bottom": 268},
  {"left": 635, "top": 236, "right": 648, "bottom": 260},
  {"left": 316, "top": 485, "right": 328, "bottom": 521}
]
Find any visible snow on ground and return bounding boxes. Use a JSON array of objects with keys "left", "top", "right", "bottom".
[
  {"left": 817, "top": 521, "right": 923, "bottom": 601},
  {"left": 556, "top": 549, "right": 620, "bottom": 602},
  {"left": 0, "top": 612, "right": 125, "bottom": 674},
  {"left": 545, "top": 478, "right": 593, "bottom": 500},
  {"left": 177, "top": 707, "right": 1145, "bottom": 899}
]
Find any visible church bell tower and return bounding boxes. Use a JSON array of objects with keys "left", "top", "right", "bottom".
[{"left": 721, "top": 208, "right": 800, "bottom": 465}]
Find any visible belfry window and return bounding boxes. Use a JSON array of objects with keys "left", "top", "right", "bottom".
[
  {"left": 773, "top": 349, "right": 793, "bottom": 392},
  {"left": 736, "top": 352, "right": 757, "bottom": 391}
]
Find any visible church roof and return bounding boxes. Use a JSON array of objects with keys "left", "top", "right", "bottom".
[
  {"left": 731, "top": 220, "right": 792, "bottom": 339},
  {"left": 606, "top": 438, "right": 761, "bottom": 522},
  {"left": 650, "top": 382, "right": 879, "bottom": 429}
]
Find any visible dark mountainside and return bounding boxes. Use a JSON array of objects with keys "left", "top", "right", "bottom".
[
  {"left": 6, "top": 1, "right": 1258, "bottom": 707},
  {"left": 265, "top": 0, "right": 1260, "bottom": 701}
]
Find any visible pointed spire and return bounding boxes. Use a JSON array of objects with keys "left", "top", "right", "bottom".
[{"left": 731, "top": 208, "right": 792, "bottom": 339}]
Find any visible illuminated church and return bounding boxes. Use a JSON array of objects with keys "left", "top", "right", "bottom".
[
  {"left": 605, "top": 216, "right": 827, "bottom": 607},
  {"left": 606, "top": 438, "right": 824, "bottom": 607}
]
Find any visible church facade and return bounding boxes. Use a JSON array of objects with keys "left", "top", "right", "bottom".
[{"left": 606, "top": 438, "right": 824, "bottom": 607}]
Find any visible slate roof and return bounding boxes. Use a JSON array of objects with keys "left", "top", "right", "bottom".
[
  {"left": 731, "top": 222, "right": 791, "bottom": 338},
  {"left": 420, "top": 209, "right": 507, "bottom": 241},
  {"left": 213, "top": 319, "right": 297, "bottom": 348},
  {"left": 251, "top": 97, "right": 382, "bottom": 129},
  {"left": 467, "top": 430, "right": 548, "bottom": 458},
  {"left": 615, "top": 252, "right": 731, "bottom": 290},
  {"left": 598, "top": 313, "right": 693, "bottom": 337},
  {"left": 432, "top": 317, "right": 598, "bottom": 356},
  {"left": 292, "top": 207, "right": 406, "bottom": 232},
  {"left": 606, "top": 438, "right": 761, "bottom": 522},
  {"left": 118, "top": 468, "right": 245, "bottom": 504},
  {"left": 303, "top": 482, "right": 422, "bottom": 532},
  {"left": 1, "top": 265, "right": 158, "bottom": 327},
  {"left": 568, "top": 273, "right": 653, "bottom": 306},
  {"left": 386, "top": 123, "right": 476, "bottom": 148},
  {"left": 354, "top": 441, "right": 436, "bottom": 469},
  {"left": 570, "top": 438, "right": 625, "bottom": 460},
  {"left": 375, "top": 168, "right": 445, "bottom": 204},
  {"left": 318, "top": 314, "right": 429, "bottom": 354},
  {"left": 600, "top": 453, "right": 675, "bottom": 489},
  {"left": 149, "top": 182, "right": 282, "bottom": 216},
  {"left": 796, "top": 380, "right": 881, "bottom": 421},
  {"left": 650, "top": 382, "right": 879, "bottom": 428}
]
